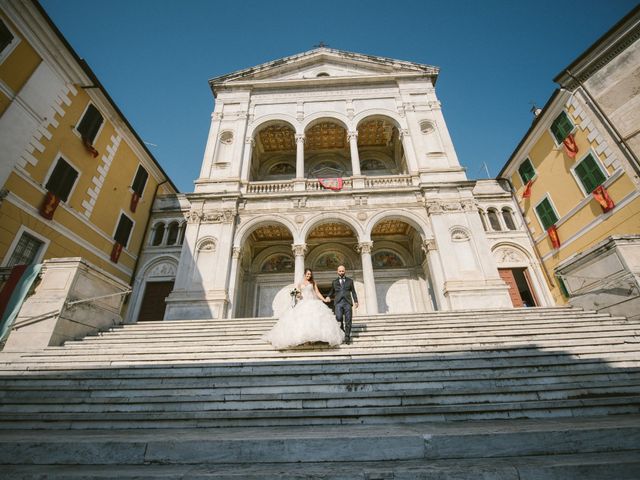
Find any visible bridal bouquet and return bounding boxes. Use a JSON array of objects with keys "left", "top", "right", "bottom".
[{"left": 290, "top": 288, "right": 300, "bottom": 307}]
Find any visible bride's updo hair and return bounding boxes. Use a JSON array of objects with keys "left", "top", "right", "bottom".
[{"left": 304, "top": 268, "right": 315, "bottom": 285}]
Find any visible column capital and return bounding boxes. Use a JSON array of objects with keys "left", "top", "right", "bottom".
[
  {"left": 295, "top": 133, "right": 306, "bottom": 144},
  {"left": 232, "top": 246, "right": 242, "bottom": 259},
  {"left": 399, "top": 128, "right": 410, "bottom": 139},
  {"left": 245, "top": 136, "right": 255, "bottom": 146},
  {"left": 347, "top": 130, "right": 358, "bottom": 141},
  {"left": 422, "top": 238, "right": 437, "bottom": 254},
  {"left": 291, "top": 243, "right": 308, "bottom": 256},
  {"left": 356, "top": 241, "right": 373, "bottom": 254}
]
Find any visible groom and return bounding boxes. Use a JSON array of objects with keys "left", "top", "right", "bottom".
[{"left": 324, "top": 265, "right": 358, "bottom": 344}]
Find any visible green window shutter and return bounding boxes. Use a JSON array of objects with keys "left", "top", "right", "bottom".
[
  {"left": 518, "top": 158, "right": 536, "bottom": 184},
  {"left": 77, "top": 104, "right": 104, "bottom": 144},
  {"left": 556, "top": 275, "right": 570, "bottom": 298},
  {"left": 114, "top": 214, "right": 134, "bottom": 247},
  {"left": 575, "top": 154, "right": 606, "bottom": 193},
  {"left": 131, "top": 166, "right": 149, "bottom": 196},
  {"left": 535, "top": 198, "right": 559, "bottom": 231},
  {"left": 550, "top": 111, "right": 573, "bottom": 143},
  {"left": 45, "top": 158, "right": 79, "bottom": 202}
]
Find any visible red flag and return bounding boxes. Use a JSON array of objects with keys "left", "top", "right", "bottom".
[
  {"left": 547, "top": 225, "right": 561, "bottom": 249},
  {"left": 562, "top": 133, "right": 578, "bottom": 159},
  {"left": 592, "top": 185, "right": 615, "bottom": 213},
  {"left": 82, "top": 137, "right": 99, "bottom": 158},
  {"left": 110, "top": 242, "right": 123, "bottom": 263},
  {"left": 39, "top": 191, "right": 60, "bottom": 220},
  {"left": 522, "top": 178, "right": 535, "bottom": 199},
  {"left": 130, "top": 192, "right": 140, "bottom": 212},
  {"left": 318, "top": 178, "right": 343, "bottom": 191}
]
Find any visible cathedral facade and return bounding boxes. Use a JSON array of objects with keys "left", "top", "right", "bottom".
[{"left": 127, "top": 48, "right": 554, "bottom": 322}]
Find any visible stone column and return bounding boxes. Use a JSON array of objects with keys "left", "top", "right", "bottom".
[
  {"left": 240, "top": 136, "right": 254, "bottom": 183},
  {"left": 295, "top": 134, "right": 305, "bottom": 179},
  {"left": 422, "top": 238, "right": 447, "bottom": 310},
  {"left": 226, "top": 246, "right": 242, "bottom": 318},
  {"left": 357, "top": 241, "right": 378, "bottom": 314},
  {"left": 292, "top": 243, "right": 307, "bottom": 285},
  {"left": 348, "top": 130, "right": 361, "bottom": 176},
  {"left": 399, "top": 128, "right": 419, "bottom": 174}
]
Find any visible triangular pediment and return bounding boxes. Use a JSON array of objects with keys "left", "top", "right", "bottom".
[{"left": 209, "top": 48, "right": 438, "bottom": 86}]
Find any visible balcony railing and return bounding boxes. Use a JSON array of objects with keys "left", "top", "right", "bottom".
[
  {"left": 245, "top": 175, "right": 414, "bottom": 194},
  {"left": 246, "top": 181, "right": 295, "bottom": 194}
]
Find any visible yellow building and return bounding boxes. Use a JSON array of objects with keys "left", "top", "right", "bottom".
[
  {"left": 499, "top": 6, "right": 640, "bottom": 312},
  {"left": 0, "top": 0, "right": 177, "bottom": 285}
]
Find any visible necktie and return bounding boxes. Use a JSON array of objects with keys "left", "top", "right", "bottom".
[{"left": 340, "top": 278, "right": 344, "bottom": 287}]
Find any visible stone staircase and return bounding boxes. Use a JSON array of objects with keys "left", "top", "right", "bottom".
[{"left": 1, "top": 306, "right": 640, "bottom": 478}]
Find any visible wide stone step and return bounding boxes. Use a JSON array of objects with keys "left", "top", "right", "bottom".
[
  {"left": 53, "top": 328, "right": 640, "bottom": 353},
  {"left": 67, "top": 320, "right": 639, "bottom": 345},
  {"left": 7, "top": 342, "right": 640, "bottom": 368},
  {"left": 0, "top": 396, "right": 639, "bottom": 430},
  {"left": 0, "top": 415, "right": 638, "bottom": 463},
  {"left": 4, "top": 368, "right": 638, "bottom": 396},
  {"left": 4, "top": 452, "right": 640, "bottom": 480},
  {"left": 91, "top": 313, "right": 623, "bottom": 335},
  {"left": 2, "top": 380, "right": 639, "bottom": 415}
]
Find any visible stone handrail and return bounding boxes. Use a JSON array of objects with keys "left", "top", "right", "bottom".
[
  {"left": 245, "top": 175, "right": 414, "bottom": 194},
  {"left": 364, "top": 175, "right": 413, "bottom": 188},
  {"left": 246, "top": 180, "right": 295, "bottom": 194}
]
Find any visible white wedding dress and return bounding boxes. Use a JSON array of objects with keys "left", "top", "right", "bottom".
[{"left": 263, "top": 283, "right": 345, "bottom": 349}]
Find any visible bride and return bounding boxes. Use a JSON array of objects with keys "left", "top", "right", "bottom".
[{"left": 263, "top": 268, "right": 345, "bottom": 349}]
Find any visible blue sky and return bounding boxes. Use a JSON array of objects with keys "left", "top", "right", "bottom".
[{"left": 41, "top": 0, "right": 637, "bottom": 192}]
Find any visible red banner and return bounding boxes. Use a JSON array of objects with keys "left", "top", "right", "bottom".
[
  {"left": 547, "top": 225, "right": 561, "bottom": 249},
  {"left": 592, "top": 185, "right": 615, "bottom": 213},
  {"left": 110, "top": 242, "right": 123, "bottom": 263},
  {"left": 39, "top": 191, "right": 60, "bottom": 220},
  {"left": 318, "top": 178, "right": 343, "bottom": 191},
  {"left": 0, "top": 264, "right": 27, "bottom": 321},
  {"left": 82, "top": 137, "right": 99, "bottom": 158},
  {"left": 130, "top": 192, "right": 140, "bottom": 213},
  {"left": 522, "top": 178, "right": 535, "bottom": 199},
  {"left": 562, "top": 133, "right": 578, "bottom": 159}
]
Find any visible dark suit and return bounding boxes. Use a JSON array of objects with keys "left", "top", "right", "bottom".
[{"left": 327, "top": 276, "right": 358, "bottom": 341}]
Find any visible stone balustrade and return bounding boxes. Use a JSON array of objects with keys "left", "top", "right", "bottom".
[{"left": 245, "top": 175, "right": 414, "bottom": 194}]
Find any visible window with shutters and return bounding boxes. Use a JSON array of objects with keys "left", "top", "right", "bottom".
[
  {"left": 6, "top": 231, "right": 45, "bottom": 267},
  {"left": 76, "top": 104, "right": 104, "bottom": 145},
  {"left": 114, "top": 213, "right": 134, "bottom": 248},
  {"left": 45, "top": 158, "right": 79, "bottom": 202},
  {"left": 550, "top": 111, "right": 574, "bottom": 144},
  {"left": 535, "top": 197, "right": 559, "bottom": 231},
  {"left": 517, "top": 158, "right": 536, "bottom": 184},
  {"left": 131, "top": 165, "right": 149, "bottom": 196},
  {"left": 573, "top": 153, "right": 606, "bottom": 194}
]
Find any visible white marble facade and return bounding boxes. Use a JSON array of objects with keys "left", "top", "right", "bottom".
[{"left": 129, "top": 48, "right": 552, "bottom": 322}]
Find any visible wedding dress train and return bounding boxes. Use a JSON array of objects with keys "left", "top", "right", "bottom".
[{"left": 263, "top": 283, "right": 344, "bottom": 349}]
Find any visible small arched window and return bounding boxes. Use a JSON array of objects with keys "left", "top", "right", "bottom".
[
  {"left": 152, "top": 223, "right": 165, "bottom": 246},
  {"left": 487, "top": 209, "right": 502, "bottom": 231},
  {"left": 316, "top": 72, "right": 330, "bottom": 77},
  {"left": 502, "top": 208, "right": 517, "bottom": 230},
  {"left": 167, "top": 222, "right": 180, "bottom": 245}
]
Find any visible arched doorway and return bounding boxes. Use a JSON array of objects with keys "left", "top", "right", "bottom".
[
  {"left": 370, "top": 219, "right": 434, "bottom": 313},
  {"left": 304, "top": 221, "right": 362, "bottom": 313},
  {"left": 235, "top": 223, "right": 295, "bottom": 317},
  {"left": 357, "top": 116, "right": 406, "bottom": 175}
]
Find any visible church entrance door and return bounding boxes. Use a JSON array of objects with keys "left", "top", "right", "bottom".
[
  {"left": 498, "top": 268, "right": 537, "bottom": 308},
  {"left": 137, "top": 281, "right": 174, "bottom": 321}
]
